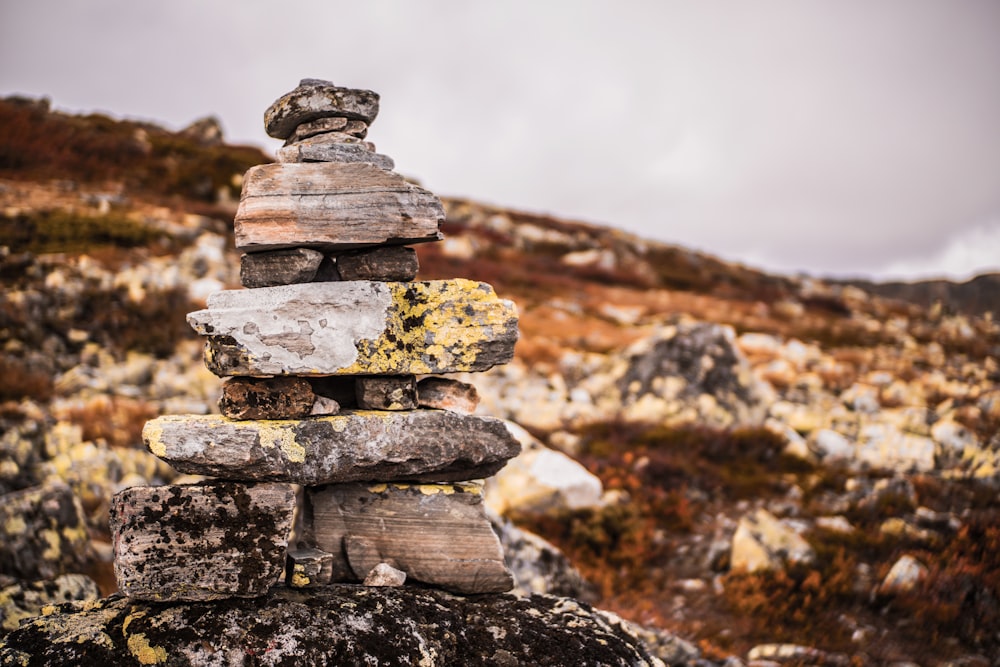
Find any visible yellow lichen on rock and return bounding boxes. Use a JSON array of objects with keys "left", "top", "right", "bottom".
[
  {"left": 126, "top": 632, "right": 168, "bottom": 665},
  {"left": 142, "top": 420, "right": 166, "bottom": 458},
  {"left": 255, "top": 421, "right": 306, "bottom": 463}
]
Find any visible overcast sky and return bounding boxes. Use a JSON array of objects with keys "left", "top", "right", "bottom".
[{"left": 2, "top": 1, "right": 999, "bottom": 281}]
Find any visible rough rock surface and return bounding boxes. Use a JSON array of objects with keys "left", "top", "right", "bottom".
[
  {"left": 335, "top": 245, "right": 418, "bottom": 281},
  {"left": 110, "top": 482, "right": 296, "bottom": 601},
  {"left": 144, "top": 411, "right": 520, "bottom": 484},
  {"left": 218, "top": 376, "right": 317, "bottom": 420},
  {"left": 354, "top": 375, "right": 417, "bottom": 410},
  {"left": 302, "top": 482, "right": 513, "bottom": 594},
  {"left": 730, "top": 508, "right": 815, "bottom": 573},
  {"left": 0, "top": 586, "right": 667, "bottom": 666},
  {"left": 234, "top": 162, "right": 443, "bottom": 252},
  {"left": 239, "top": 248, "right": 325, "bottom": 288},
  {"left": 264, "top": 79, "right": 379, "bottom": 139},
  {"left": 189, "top": 280, "right": 519, "bottom": 377},
  {"left": 417, "top": 376, "right": 481, "bottom": 414},
  {"left": 0, "top": 483, "right": 92, "bottom": 580},
  {"left": 490, "top": 513, "right": 594, "bottom": 600}
]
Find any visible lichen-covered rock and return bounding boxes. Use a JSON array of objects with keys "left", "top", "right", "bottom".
[
  {"left": 188, "top": 280, "right": 519, "bottom": 377},
  {"left": 0, "top": 574, "right": 99, "bottom": 635},
  {"left": 234, "top": 162, "right": 443, "bottom": 252},
  {"left": 110, "top": 482, "right": 296, "bottom": 601},
  {"left": 0, "top": 483, "right": 92, "bottom": 581},
  {"left": 354, "top": 375, "right": 417, "bottom": 411},
  {"left": 143, "top": 411, "right": 520, "bottom": 484},
  {"left": 264, "top": 79, "right": 379, "bottom": 139},
  {"left": 0, "top": 586, "right": 669, "bottom": 666}
]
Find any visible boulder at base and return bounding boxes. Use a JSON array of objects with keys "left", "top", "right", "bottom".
[{"left": 0, "top": 586, "right": 666, "bottom": 666}]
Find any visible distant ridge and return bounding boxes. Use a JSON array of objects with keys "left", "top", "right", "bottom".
[{"left": 840, "top": 273, "right": 1000, "bottom": 318}]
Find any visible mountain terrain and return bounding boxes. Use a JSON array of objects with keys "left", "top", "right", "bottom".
[{"left": 0, "top": 95, "right": 998, "bottom": 665}]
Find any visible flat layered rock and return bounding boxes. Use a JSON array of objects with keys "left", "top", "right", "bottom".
[
  {"left": 110, "top": 482, "right": 295, "bottom": 601},
  {"left": 235, "top": 162, "right": 443, "bottom": 252},
  {"left": 265, "top": 79, "right": 379, "bottom": 139},
  {"left": 275, "top": 141, "right": 395, "bottom": 170},
  {"left": 188, "top": 280, "right": 518, "bottom": 377},
  {"left": 142, "top": 410, "right": 521, "bottom": 484},
  {"left": 301, "top": 482, "right": 514, "bottom": 594},
  {"left": 0, "top": 586, "right": 668, "bottom": 666}
]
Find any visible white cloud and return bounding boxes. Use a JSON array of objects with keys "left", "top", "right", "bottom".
[{"left": 874, "top": 218, "right": 1000, "bottom": 281}]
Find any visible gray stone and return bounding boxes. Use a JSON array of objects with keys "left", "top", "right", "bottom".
[
  {"left": 302, "top": 482, "right": 514, "bottom": 594},
  {"left": 143, "top": 411, "right": 521, "bottom": 484},
  {"left": 276, "top": 140, "right": 395, "bottom": 170},
  {"left": 188, "top": 280, "right": 519, "bottom": 377},
  {"left": 490, "top": 513, "right": 594, "bottom": 600},
  {"left": 878, "top": 554, "right": 928, "bottom": 595},
  {"left": 0, "top": 483, "right": 92, "bottom": 581},
  {"left": 417, "top": 376, "right": 481, "bottom": 414},
  {"left": 234, "top": 163, "right": 443, "bottom": 252},
  {"left": 240, "top": 248, "right": 325, "bottom": 288},
  {"left": 0, "top": 586, "right": 668, "bottom": 666},
  {"left": 336, "top": 245, "right": 419, "bottom": 281},
  {"left": 110, "top": 482, "right": 296, "bottom": 601},
  {"left": 264, "top": 80, "right": 379, "bottom": 139},
  {"left": 218, "top": 376, "right": 317, "bottom": 420},
  {"left": 355, "top": 375, "right": 417, "bottom": 410},
  {"left": 309, "top": 396, "right": 341, "bottom": 416}
]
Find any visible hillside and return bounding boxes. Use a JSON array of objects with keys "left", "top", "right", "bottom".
[{"left": 1, "top": 96, "right": 999, "bottom": 665}]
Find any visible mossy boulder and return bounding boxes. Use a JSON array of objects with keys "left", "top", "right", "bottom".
[{"left": 0, "top": 586, "right": 667, "bottom": 666}]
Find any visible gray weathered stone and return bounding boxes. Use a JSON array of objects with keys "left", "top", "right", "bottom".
[
  {"left": 417, "top": 376, "right": 481, "bottom": 414},
  {"left": 218, "top": 376, "right": 317, "bottom": 420},
  {"left": 285, "top": 548, "right": 335, "bottom": 589},
  {"left": 240, "top": 247, "right": 325, "bottom": 288},
  {"left": 265, "top": 79, "right": 379, "bottom": 139},
  {"left": 0, "top": 586, "right": 669, "bottom": 666},
  {"left": 234, "top": 162, "right": 443, "bottom": 252},
  {"left": 491, "top": 513, "right": 594, "bottom": 600},
  {"left": 143, "top": 411, "right": 521, "bottom": 484},
  {"left": 301, "top": 482, "right": 514, "bottom": 594},
  {"left": 309, "top": 396, "right": 341, "bottom": 416},
  {"left": 336, "top": 245, "right": 419, "bottom": 281},
  {"left": 188, "top": 280, "right": 519, "bottom": 377},
  {"left": 0, "top": 483, "right": 92, "bottom": 581},
  {"left": 110, "top": 482, "right": 296, "bottom": 601},
  {"left": 355, "top": 375, "right": 417, "bottom": 410},
  {"left": 276, "top": 140, "right": 395, "bottom": 170}
]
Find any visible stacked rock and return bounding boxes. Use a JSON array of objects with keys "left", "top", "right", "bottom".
[{"left": 110, "top": 79, "right": 521, "bottom": 602}]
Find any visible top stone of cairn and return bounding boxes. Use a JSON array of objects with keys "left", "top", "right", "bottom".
[{"left": 265, "top": 79, "right": 380, "bottom": 140}]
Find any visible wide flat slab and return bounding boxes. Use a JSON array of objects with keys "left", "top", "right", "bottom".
[
  {"left": 143, "top": 411, "right": 521, "bottom": 484},
  {"left": 234, "top": 162, "right": 444, "bottom": 252},
  {"left": 187, "top": 279, "right": 518, "bottom": 377},
  {"left": 301, "top": 482, "right": 514, "bottom": 594}
]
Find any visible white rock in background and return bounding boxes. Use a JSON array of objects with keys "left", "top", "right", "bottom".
[
  {"left": 856, "top": 423, "right": 936, "bottom": 473},
  {"left": 811, "top": 429, "right": 854, "bottom": 463},
  {"left": 485, "top": 421, "right": 603, "bottom": 515},
  {"left": 730, "top": 508, "right": 815, "bottom": 573},
  {"left": 878, "top": 555, "right": 927, "bottom": 595},
  {"left": 931, "top": 417, "right": 977, "bottom": 455}
]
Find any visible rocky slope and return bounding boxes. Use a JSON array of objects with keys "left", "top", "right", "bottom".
[{"left": 1, "top": 96, "right": 998, "bottom": 665}]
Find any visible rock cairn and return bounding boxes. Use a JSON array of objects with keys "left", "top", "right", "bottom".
[{"left": 110, "top": 79, "right": 521, "bottom": 601}]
